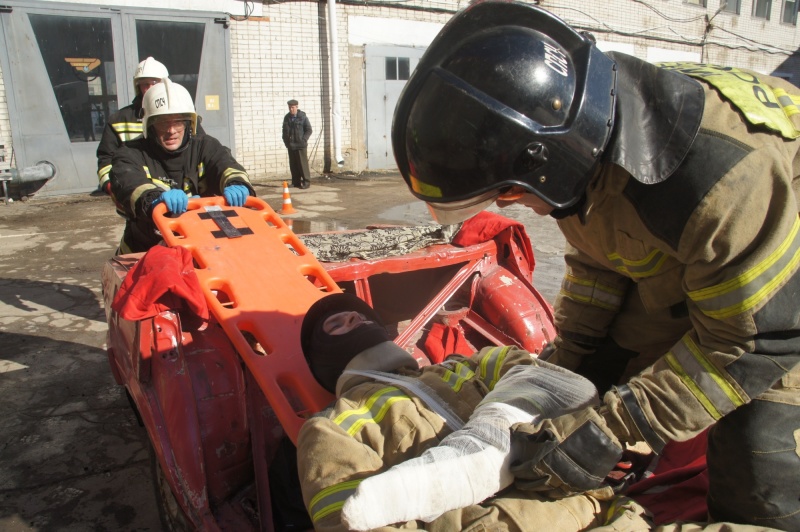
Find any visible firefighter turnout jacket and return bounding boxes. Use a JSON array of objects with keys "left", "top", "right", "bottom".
[
  {"left": 97, "top": 98, "right": 207, "bottom": 195},
  {"left": 297, "top": 345, "right": 654, "bottom": 532},
  {"left": 547, "top": 56, "right": 800, "bottom": 456},
  {"left": 96, "top": 99, "right": 145, "bottom": 193},
  {"left": 110, "top": 132, "right": 253, "bottom": 253}
]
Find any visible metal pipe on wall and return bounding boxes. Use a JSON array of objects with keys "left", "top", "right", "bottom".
[{"left": 328, "top": 0, "right": 345, "bottom": 167}]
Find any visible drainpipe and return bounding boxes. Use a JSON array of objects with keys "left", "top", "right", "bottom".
[{"left": 328, "top": 0, "right": 344, "bottom": 167}]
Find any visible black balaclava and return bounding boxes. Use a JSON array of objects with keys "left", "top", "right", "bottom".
[{"left": 300, "top": 293, "right": 389, "bottom": 393}]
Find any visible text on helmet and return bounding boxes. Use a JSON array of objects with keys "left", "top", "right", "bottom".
[{"left": 544, "top": 42, "right": 569, "bottom": 77}]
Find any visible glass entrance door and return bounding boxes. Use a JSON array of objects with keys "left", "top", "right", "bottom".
[{"left": 0, "top": 2, "right": 232, "bottom": 196}]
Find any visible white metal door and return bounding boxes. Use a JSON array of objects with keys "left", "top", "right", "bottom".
[{"left": 365, "top": 45, "right": 425, "bottom": 170}]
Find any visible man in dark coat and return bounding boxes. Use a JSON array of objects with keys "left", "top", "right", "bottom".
[{"left": 282, "top": 99, "right": 313, "bottom": 189}]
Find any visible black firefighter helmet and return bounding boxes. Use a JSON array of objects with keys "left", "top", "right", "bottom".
[{"left": 392, "top": 0, "right": 617, "bottom": 224}]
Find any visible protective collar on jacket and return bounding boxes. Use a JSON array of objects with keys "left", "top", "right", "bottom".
[{"left": 604, "top": 52, "right": 705, "bottom": 185}]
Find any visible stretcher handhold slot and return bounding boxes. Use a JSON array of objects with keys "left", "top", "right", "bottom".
[
  {"left": 152, "top": 196, "right": 341, "bottom": 443},
  {"left": 210, "top": 285, "right": 235, "bottom": 309},
  {"left": 242, "top": 329, "right": 272, "bottom": 357}
]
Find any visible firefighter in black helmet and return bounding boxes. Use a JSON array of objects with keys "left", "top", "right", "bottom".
[{"left": 386, "top": 1, "right": 800, "bottom": 529}]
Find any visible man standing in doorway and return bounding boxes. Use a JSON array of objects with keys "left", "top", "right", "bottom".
[{"left": 282, "top": 99, "right": 313, "bottom": 189}]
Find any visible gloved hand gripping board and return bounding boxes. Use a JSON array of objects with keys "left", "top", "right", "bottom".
[{"left": 152, "top": 196, "right": 339, "bottom": 443}]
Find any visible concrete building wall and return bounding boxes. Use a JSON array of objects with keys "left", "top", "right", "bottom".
[
  {"left": 1, "top": 0, "right": 799, "bottom": 187},
  {"left": 0, "top": 61, "right": 10, "bottom": 175}
]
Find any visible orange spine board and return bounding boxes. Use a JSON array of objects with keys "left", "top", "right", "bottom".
[{"left": 152, "top": 197, "right": 337, "bottom": 443}]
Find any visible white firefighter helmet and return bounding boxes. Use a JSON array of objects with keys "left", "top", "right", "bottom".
[
  {"left": 133, "top": 57, "right": 169, "bottom": 96},
  {"left": 141, "top": 78, "right": 197, "bottom": 138}
]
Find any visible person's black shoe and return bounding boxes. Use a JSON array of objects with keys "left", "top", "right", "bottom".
[{"left": 300, "top": 181, "right": 310, "bottom": 189}]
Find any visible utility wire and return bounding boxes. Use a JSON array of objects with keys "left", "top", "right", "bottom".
[{"left": 254, "top": 0, "right": 798, "bottom": 57}]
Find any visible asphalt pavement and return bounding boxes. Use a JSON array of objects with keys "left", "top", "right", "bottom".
[{"left": 0, "top": 174, "right": 565, "bottom": 530}]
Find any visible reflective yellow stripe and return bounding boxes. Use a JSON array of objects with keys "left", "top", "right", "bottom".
[
  {"left": 441, "top": 361, "right": 474, "bottom": 392},
  {"left": 197, "top": 162, "right": 205, "bottom": 178},
  {"left": 689, "top": 217, "right": 800, "bottom": 319},
  {"left": 333, "top": 387, "right": 410, "bottom": 436},
  {"left": 131, "top": 183, "right": 155, "bottom": 208},
  {"left": 681, "top": 336, "right": 746, "bottom": 408},
  {"left": 607, "top": 249, "right": 668, "bottom": 278},
  {"left": 604, "top": 497, "right": 638, "bottom": 525},
  {"left": 98, "top": 164, "right": 111, "bottom": 180},
  {"left": 98, "top": 164, "right": 112, "bottom": 188},
  {"left": 665, "top": 352, "right": 722, "bottom": 419},
  {"left": 775, "top": 88, "right": 800, "bottom": 117},
  {"left": 478, "top": 346, "right": 510, "bottom": 390},
  {"left": 220, "top": 167, "right": 249, "bottom": 188},
  {"left": 111, "top": 122, "right": 143, "bottom": 142},
  {"left": 666, "top": 336, "right": 745, "bottom": 419},
  {"left": 560, "top": 274, "right": 624, "bottom": 310},
  {"left": 308, "top": 479, "right": 361, "bottom": 523}
]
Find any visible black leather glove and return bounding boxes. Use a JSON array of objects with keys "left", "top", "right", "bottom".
[{"left": 510, "top": 406, "right": 623, "bottom": 498}]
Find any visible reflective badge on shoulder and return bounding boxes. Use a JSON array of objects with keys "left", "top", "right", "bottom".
[{"left": 658, "top": 62, "right": 800, "bottom": 139}]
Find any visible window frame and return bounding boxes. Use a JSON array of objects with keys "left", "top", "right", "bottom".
[{"left": 753, "top": 0, "right": 773, "bottom": 20}]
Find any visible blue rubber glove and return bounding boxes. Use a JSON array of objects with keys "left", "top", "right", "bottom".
[
  {"left": 151, "top": 189, "right": 189, "bottom": 214},
  {"left": 224, "top": 184, "right": 250, "bottom": 207}
]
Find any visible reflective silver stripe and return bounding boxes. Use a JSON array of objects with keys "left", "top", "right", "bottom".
[
  {"left": 561, "top": 274, "right": 624, "bottom": 311},
  {"left": 666, "top": 336, "right": 744, "bottom": 419},
  {"left": 111, "top": 122, "right": 143, "bottom": 142},
  {"left": 98, "top": 164, "right": 112, "bottom": 186},
  {"left": 332, "top": 386, "right": 410, "bottom": 436},
  {"left": 343, "top": 370, "right": 465, "bottom": 431},
  {"left": 775, "top": 88, "right": 800, "bottom": 117},
  {"left": 689, "top": 217, "right": 800, "bottom": 319},
  {"left": 477, "top": 346, "right": 510, "bottom": 389},
  {"left": 778, "top": 94, "right": 799, "bottom": 114},
  {"left": 616, "top": 385, "right": 665, "bottom": 454},
  {"left": 308, "top": 479, "right": 360, "bottom": 523},
  {"left": 607, "top": 249, "right": 668, "bottom": 278},
  {"left": 441, "top": 361, "right": 474, "bottom": 392},
  {"left": 220, "top": 167, "right": 249, "bottom": 188},
  {"left": 130, "top": 182, "right": 161, "bottom": 212}
]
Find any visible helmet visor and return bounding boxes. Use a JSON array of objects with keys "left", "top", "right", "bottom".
[{"left": 426, "top": 189, "right": 501, "bottom": 225}]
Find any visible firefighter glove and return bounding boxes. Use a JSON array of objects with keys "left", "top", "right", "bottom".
[
  {"left": 153, "top": 189, "right": 189, "bottom": 214},
  {"left": 224, "top": 184, "right": 249, "bottom": 207},
  {"left": 510, "top": 405, "right": 623, "bottom": 498}
]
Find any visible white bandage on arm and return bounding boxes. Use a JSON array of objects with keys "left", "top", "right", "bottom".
[{"left": 340, "top": 363, "right": 599, "bottom": 530}]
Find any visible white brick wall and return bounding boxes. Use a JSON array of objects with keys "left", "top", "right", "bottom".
[
  {"left": 230, "top": 0, "right": 800, "bottom": 183},
  {"left": 1, "top": 0, "right": 799, "bottom": 184}
]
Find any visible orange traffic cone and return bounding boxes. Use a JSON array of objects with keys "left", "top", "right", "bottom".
[{"left": 281, "top": 181, "right": 297, "bottom": 215}]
